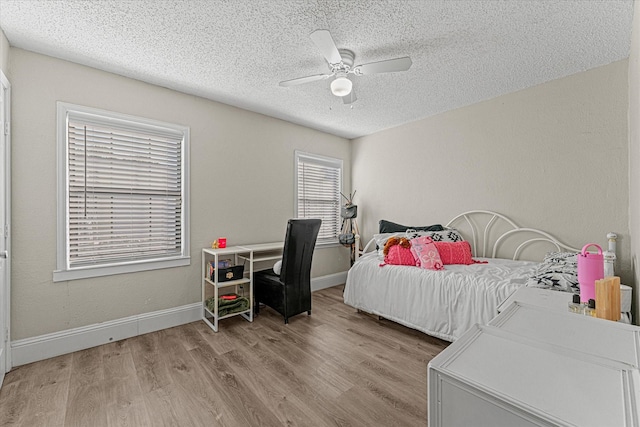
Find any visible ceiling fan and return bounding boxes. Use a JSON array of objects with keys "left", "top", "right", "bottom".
[{"left": 279, "top": 29, "right": 413, "bottom": 104}]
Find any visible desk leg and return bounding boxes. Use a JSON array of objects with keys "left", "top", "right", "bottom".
[
  {"left": 213, "top": 253, "right": 219, "bottom": 332},
  {"left": 240, "top": 250, "right": 254, "bottom": 323},
  {"left": 201, "top": 250, "right": 206, "bottom": 324},
  {"left": 249, "top": 251, "right": 254, "bottom": 322}
]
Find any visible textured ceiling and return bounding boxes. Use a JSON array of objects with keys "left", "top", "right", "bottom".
[{"left": 0, "top": 0, "right": 634, "bottom": 139}]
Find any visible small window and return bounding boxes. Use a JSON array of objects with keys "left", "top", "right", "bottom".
[
  {"left": 295, "top": 151, "right": 342, "bottom": 246},
  {"left": 54, "top": 103, "right": 190, "bottom": 281}
]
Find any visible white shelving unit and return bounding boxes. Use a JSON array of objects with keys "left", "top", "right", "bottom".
[{"left": 201, "top": 242, "right": 283, "bottom": 332}]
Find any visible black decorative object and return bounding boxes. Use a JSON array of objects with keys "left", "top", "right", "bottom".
[
  {"left": 341, "top": 204, "right": 357, "bottom": 219},
  {"left": 339, "top": 191, "right": 361, "bottom": 265}
]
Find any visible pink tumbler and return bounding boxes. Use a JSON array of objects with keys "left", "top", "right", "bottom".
[{"left": 577, "top": 243, "right": 604, "bottom": 303}]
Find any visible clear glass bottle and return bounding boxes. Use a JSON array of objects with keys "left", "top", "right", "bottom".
[
  {"left": 568, "top": 294, "right": 584, "bottom": 314},
  {"left": 584, "top": 298, "right": 597, "bottom": 317}
]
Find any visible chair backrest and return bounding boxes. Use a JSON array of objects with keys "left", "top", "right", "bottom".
[{"left": 280, "top": 219, "right": 321, "bottom": 294}]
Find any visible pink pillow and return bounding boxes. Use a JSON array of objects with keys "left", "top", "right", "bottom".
[
  {"left": 384, "top": 244, "right": 416, "bottom": 266},
  {"left": 410, "top": 236, "right": 444, "bottom": 270},
  {"left": 433, "top": 241, "right": 474, "bottom": 265}
]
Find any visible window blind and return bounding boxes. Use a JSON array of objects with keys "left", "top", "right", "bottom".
[
  {"left": 66, "top": 117, "right": 184, "bottom": 268},
  {"left": 296, "top": 153, "right": 342, "bottom": 244}
]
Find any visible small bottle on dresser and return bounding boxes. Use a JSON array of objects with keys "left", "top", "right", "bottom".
[
  {"left": 568, "top": 294, "right": 584, "bottom": 314},
  {"left": 584, "top": 299, "right": 597, "bottom": 317}
]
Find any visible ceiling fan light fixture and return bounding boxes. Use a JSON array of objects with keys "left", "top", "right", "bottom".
[{"left": 330, "top": 76, "right": 352, "bottom": 97}]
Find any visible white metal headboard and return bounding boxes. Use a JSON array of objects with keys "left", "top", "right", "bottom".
[
  {"left": 357, "top": 210, "right": 583, "bottom": 262},
  {"left": 446, "top": 210, "right": 580, "bottom": 260}
]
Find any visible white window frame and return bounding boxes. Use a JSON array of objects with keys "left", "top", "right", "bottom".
[
  {"left": 294, "top": 150, "right": 343, "bottom": 247},
  {"left": 54, "top": 102, "right": 190, "bottom": 282}
]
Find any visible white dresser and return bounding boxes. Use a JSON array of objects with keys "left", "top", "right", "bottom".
[
  {"left": 492, "top": 302, "right": 640, "bottom": 366},
  {"left": 497, "top": 285, "right": 633, "bottom": 323},
  {"left": 428, "top": 303, "right": 640, "bottom": 426}
]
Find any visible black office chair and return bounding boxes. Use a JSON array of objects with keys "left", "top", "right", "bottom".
[{"left": 254, "top": 218, "right": 321, "bottom": 324}]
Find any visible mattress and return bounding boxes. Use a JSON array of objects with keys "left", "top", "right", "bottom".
[{"left": 343, "top": 252, "right": 539, "bottom": 342}]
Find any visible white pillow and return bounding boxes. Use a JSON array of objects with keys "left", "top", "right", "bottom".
[{"left": 273, "top": 260, "right": 282, "bottom": 275}]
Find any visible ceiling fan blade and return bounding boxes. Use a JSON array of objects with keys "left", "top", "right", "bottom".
[
  {"left": 342, "top": 89, "right": 357, "bottom": 105},
  {"left": 310, "top": 29, "right": 343, "bottom": 65},
  {"left": 355, "top": 56, "right": 412, "bottom": 75},
  {"left": 279, "top": 74, "right": 329, "bottom": 87}
]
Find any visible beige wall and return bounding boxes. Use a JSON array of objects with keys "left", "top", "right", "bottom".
[
  {"left": 0, "top": 29, "right": 8, "bottom": 74},
  {"left": 353, "top": 60, "right": 630, "bottom": 283},
  {"left": 629, "top": 0, "right": 639, "bottom": 325},
  {"left": 8, "top": 48, "right": 351, "bottom": 340}
]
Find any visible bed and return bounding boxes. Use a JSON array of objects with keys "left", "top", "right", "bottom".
[{"left": 343, "top": 210, "right": 582, "bottom": 342}]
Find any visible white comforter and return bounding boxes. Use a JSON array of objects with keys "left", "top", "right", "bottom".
[{"left": 343, "top": 252, "right": 539, "bottom": 342}]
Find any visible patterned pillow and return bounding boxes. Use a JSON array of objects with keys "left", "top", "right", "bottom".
[
  {"left": 544, "top": 251, "right": 578, "bottom": 265},
  {"left": 526, "top": 251, "right": 579, "bottom": 292},
  {"left": 433, "top": 241, "right": 475, "bottom": 265},
  {"left": 374, "top": 229, "right": 464, "bottom": 259},
  {"left": 411, "top": 236, "right": 444, "bottom": 270},
  {"left": 427, "top": 229, "right": 464, "bottom": 242}
]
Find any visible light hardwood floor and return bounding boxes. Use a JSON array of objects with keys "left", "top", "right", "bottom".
[{"left": 0, "top": 286, "right": 449, "bottom": 426}]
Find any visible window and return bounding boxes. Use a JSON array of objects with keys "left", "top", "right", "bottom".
[
  {"left": 295, "top": 151, "right": 342, "bottom": 246},
  {"left": 54, "top": 103, "right": 190, "bottom": 281}
]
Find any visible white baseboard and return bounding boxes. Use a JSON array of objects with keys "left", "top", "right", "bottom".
[
  {"left": 10, "top": 271, "right": 348, "bottom": 367},
  {"left": 311, "top": 270, "right": 347, "bottom": 292},
  {"left": 11, "top": 302, "right": 201, "bottom": 367}
]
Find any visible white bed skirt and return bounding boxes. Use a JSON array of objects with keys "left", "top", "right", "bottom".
[{"left": 343, "top": 253, "right": 539, "bottom": 342}]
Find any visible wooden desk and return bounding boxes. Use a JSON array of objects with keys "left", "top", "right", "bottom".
[{"left": 201, "top": 242, "right": 283, "bottom": 332}]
